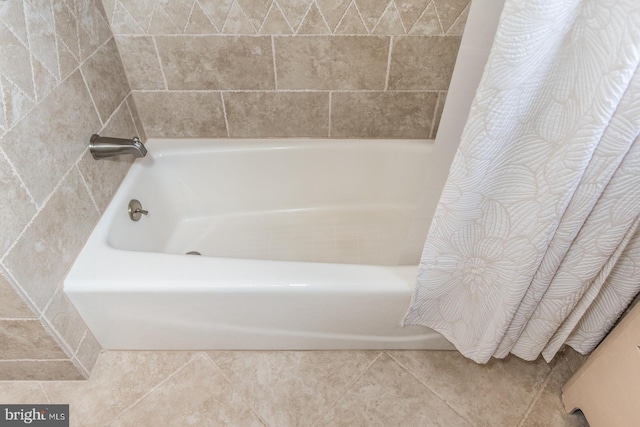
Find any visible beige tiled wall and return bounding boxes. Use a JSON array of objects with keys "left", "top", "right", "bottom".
[
  {"left": 0, "top": 0, "right": 141, "bottom": 379},
  {"left": 104, "top": 0, "right": 469, "bottom": 138}
]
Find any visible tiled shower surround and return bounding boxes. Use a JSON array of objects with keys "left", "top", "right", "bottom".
[
  {"left": 0, "top": 0, "right": 467, "bottom": 381},
  {"left": 0, "top": 0, "right": 144, "bottom": 379},
  {"left": 105, "top": 0, "right": 469, "bottom": 138}
]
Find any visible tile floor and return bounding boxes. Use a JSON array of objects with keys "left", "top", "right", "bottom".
[{"left": 0, "top": 348, "right": 589, "bottom": 426}]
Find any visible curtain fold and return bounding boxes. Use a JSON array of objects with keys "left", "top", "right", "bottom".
[{"left": 404, "top": 0, "right": 640, "bottom": 363}]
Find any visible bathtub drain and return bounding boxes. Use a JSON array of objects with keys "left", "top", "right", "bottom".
[{"left": 186, "top": 251, "right": 201, "bottom": 256}]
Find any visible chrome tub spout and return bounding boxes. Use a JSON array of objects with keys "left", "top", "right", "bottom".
[{"left": 89, "top": 134, "right": 147, "bottom": 159}]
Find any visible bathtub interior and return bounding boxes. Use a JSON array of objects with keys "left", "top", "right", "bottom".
[{"left": 108, "top": 138, "right": 433, "bottom": 266}]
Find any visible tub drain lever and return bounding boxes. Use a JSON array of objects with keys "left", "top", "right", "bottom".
[{"left": 128, "top": 199, "right": 148, "bottom": 221}]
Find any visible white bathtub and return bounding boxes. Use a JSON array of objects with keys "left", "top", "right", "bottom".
[{"left": 65, "top": 139, "right": 452, "bottom": 350}]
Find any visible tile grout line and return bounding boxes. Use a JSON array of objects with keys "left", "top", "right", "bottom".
[
  {"left": 107, "top": 353, "right": 206, "bottom": 425},
  {"left": 0, "top": 146, "right": 38, "bottom": 215},
  {"left": 129, "top": 89, "right": 441, "bottom": 94},
  {"left": 74, "top": 329, "right": 88, "bottom": 355},
  {"left": 332, "top": 0, "right": 356, "bottom": 34},
  {"left": 384, "top": 36, "right": 394, "bottom": 91},
  {"left": 271, "top": 35, "right": 278, "bottom": 90},
  {"left": 98, "top": 92, "right": 132, "bottom": 135},
  {"left": 22, "top": 1, "right": 40, "bottom": 107},
  {"left": 220, "top": 92, "right": 231, "bottom": 137},
  {"left": 145, "top": 2, "right": 160, "bottom": 34},
  {"left": 272, "top": 1, "right": 295, "bottom": 34},
  {"left": 316, "top": 0, "right": 334, "bottom": 34},
  {"left": 203, "top": 353, "right": 272, "bottom": 427},
  {"left": 125, "top": 95, "right": 144, "bottom": 139},
  {"left": 406, "top": 0, "right": 427, "bottom": 34},
  {"left": 328, "top": 91, "right": 332, "bottom": 137},
  {"left": 309, "top": 352, "right": 384, "bottom": 426},
  {"left": 80, "top": 68, "right": 104, "bottom": 128},
  {"left": 0, "top": 260, "right": 43, "bottom": 320},
  {"left": 429, "top": 91, "right": 441, "bottom": 138},
  {"left": 0, "top": 138, "right": 103, "bottom": 267},
  {"left": 38, "top": 382, "right": 52, "bottom": 404},
  {"left": 183, "top": 1, "right": 197, "bottom": 34},
  {"left": 108, "top": 32, "right": 455, "bottom": 37},
  {"left": 195, "top": 0, "right": 222, "bottom": 34},
  {"left": 447, "top": 3, "right": 471, "bottom": 36},
  {"left": 36, "top": 302, "right": 83, "bottom": 368},
  {"left": 0, "top": 358, "right": 71, "bottom": 363},
  {"left": 431, "top": 0, "right": 446, "bottom": 34},
  {"left": 385, "top": 352, "right": 478, "bottom": 427},
  {"left": 152, "top": 36, "right": 170, "bottom": 90},
  {"left": 75, "top": 164, "right": 101, "bottom": 214},
  {"left": 1, "top": 33, "right": 113, "bottom": 137},
  {"left": 393, "top": 1, "right": 409, "bottom": 34},
  {"left": 257, "top": 2, "right": 274, "bottom": 34},
  {"left": 516, "top": 360, "right": 557, "bottom": 427},
  {"left": 295, "top": 0, "right": 319, "bottom": 36}
]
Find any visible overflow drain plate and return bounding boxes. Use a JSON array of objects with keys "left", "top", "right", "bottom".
[{"left": 186, "top": 251, "right": 201, "bottom": 256}]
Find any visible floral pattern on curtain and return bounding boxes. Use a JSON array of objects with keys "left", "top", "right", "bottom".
[{"left": 404, "top": 0, "right": 640, "bottom": 363}]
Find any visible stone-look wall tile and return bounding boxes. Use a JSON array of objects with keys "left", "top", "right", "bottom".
[
  {"left": 115, "top": 36, "right": 165, "bottom": 90},
  {"left": 447, "top": 3, "right": 469, "bottom": 35},
  {"left": 433, "top": 0, "right": 469, "bottom": 32},
  {"left": 275, "top": 36, "right": 389, "bottom": 90},
  {"left": 76, "top": 330, "right": 102, "bottom": 374},
  {"left": 0, "top": 270, "right": 36, "bottom": 319},
  {"left": 260, "top": 6, "right": 293, "bottom": 34},
  {"left": 396, "top": 0, "right": 432, "bottom": 32},
  {"left": 77, "top": 1, "right": 113, "bottom": 61},
  {"left": 222, "top": 2, "right": 256, "bottom": 34},
  {"left": 81, "top": 38, "right": 130, "bottom": 123},
  {"left": 78, "top": 100, "right": 136, "bottom": 212},
  {"left": 133, "top": 91, "right": 227, "bottom": 138},
  {"left": 0, "top": 71, "right": 101, "bottom": 206},
  {"left": 185, "top": 3, "right": 219, "bottom": 34},
  {"left": 24, "top": 1, "right": 60, "bottom": 82},
  {"left": 0, "top": 150, "right": 37, "bottom": 255},
  {"left": 334, "top": 3, "right": 368, "bottom": 34},
  {"left": 297, "top": 3, "right": 331, "bottom": 34},
  {"left": 409, "top": 1, "right": 442, "bottom": 35},
  {"left": 57, "top": 34, "right": 80, "bottom": 79},
  {"left": 199, "top": 0, "right": 235, "bottom": 31},
  {"left": 357, "top": 0, "right": 390, "bottom": 32},
  {"left": 0, "top": 320, "right": 68, "bottom": 359},
  {"left": 331, "top": 92, "right": 437, "bottom": 138},
  {"left": 372, "top": 2, "right": 406, "bottom": 35},
  {"left": 388, "top": 36, "right": 461, "bottom": 90},
  {"left": 237, "top": 0, "right": 271, "bottom": 31},
  {"left": 43, "top": 289, "right": 87, "bottom": 353},
  {"left": 0, "top": 0, "right": 28, "bottom": 45},
  {"left": 3, "top": 170, "right": 99, "bottom": 311},
  {"left": 127, "top": 96, "right": 146, "bottom": 141},
  {"left": 0, "top": 360, "right": 83, "bottom": 381},
  {"left": 53, "top": 0, "right": 80, "bottom": 59},
  {"left": 225, "top": 92, "right": 329, "bottom": 137},
  {"left": 0, "top": 22, "right": 36, "bottom": 128},
  {"left": 156, "top": 36, "right": 275, "bottom": 90},
  {"left": 317, "top": 0, "right": 351, "bottom": 31}
]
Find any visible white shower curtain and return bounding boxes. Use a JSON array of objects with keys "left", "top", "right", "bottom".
[{"left": 404, "top": 0, "right": 640, "bottom": 363}]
